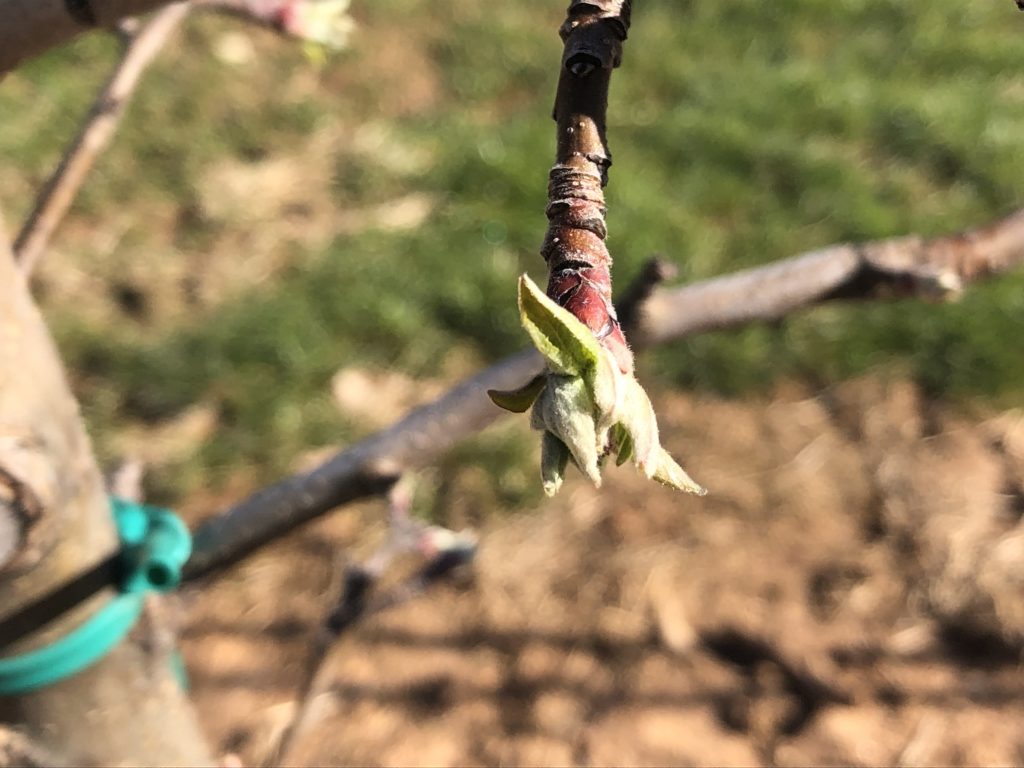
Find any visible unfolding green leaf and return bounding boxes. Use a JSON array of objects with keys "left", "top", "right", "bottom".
[
  {"left": 620, "top": 376, "right": 659, "bottom": 475},
  {"left": 487, "top": 374, "right": 546, "bottom": 413},
  {"left": 610, "top": 423, "right": 633, "bottom": 466},
  {"left": 518, "top": 274, "right": 601, "bottom": 378},
  {"left": 591, "top": 346, "right": 623, "bottom": 429},
  {"left": 651, "top": 446, "right": 707, "bottom": 495},
  {"left": 532, "top": 376, "right": 601, "bottom": 485},
  {"left": 540, "top": 431, "right": 570, "bottom": 497},
  {"left": 513, "top": 275, "right": 702, "bottom": 497}
]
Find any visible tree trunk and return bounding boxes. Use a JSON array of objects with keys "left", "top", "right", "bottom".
[{"left": 0, "top": 243, "right": 212, "bottom": 765}]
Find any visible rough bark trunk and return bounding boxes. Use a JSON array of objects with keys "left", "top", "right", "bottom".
[{"left": 0, "top": 244, "right": 211, "bottom": 765}]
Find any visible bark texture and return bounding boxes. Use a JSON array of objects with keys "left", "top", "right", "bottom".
[
  {"left": 543, "top": 0, "right": 633, "bottom": 374},
  {"left": 0, "top": 248, "right": 211, "bottom": 765}
]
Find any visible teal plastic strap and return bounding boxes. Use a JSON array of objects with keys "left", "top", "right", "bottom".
[{"left": 0, "top": 498, "right": 191, "bottom": 695}]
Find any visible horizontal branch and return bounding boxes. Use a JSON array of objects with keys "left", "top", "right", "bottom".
[
  {"left": 183, "top": 349, "right": 543, "bottom": 579},
  {"left": 636, "top": 207, "right": 1024, "bottom": 345},
  {"left": 183, "top": 206, "right": 1024, "bottom": 581},
  {"left": 0, "top": 223, "right": 211, "bottom": 764}
]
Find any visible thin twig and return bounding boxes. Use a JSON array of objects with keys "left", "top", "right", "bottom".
[
  {"left": 106, "top": 457, "right": 146, "bottom": 501},
  {"left": 105, "top": 459, "right": 183, "bottom": 683},
  {"left": 14, "top": 2, "right": 191, "bottom": 276},
  {"left": 268, "top": 480, "right": 476, "bottom": 766},
  {"left": 13, "top": 0, "right": 351, "bottom": 277},
  {"left": 266, "top": 479, "right": 408, "bottom": 766},
  {"left": 182, "top": 207, "right": 1024, "bottom": 581}
]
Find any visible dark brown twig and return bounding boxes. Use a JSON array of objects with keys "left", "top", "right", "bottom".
[
  {"left": 182, "top": 348, "right": 541, "bottom": 580},
  {"left": 617, "top": 257, "right": 678, "bottom": 334},
  {"left": 542, "top": 0, "right": 634, "bottom": 373}
]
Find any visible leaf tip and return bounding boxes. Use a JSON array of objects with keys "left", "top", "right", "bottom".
[
  {"left": 487, "top": 375, "right": 546, "bottom": 413},
  {"left": 542, "top": 479, "right": 563, "bottom": 497},
  {"left": 541, "top": 431, "right": 570, "bottom": 497},
  {"left": 652, "top": 447, "right": 706, "bottom": 495}
]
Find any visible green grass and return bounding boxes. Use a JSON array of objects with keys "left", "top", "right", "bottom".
[{"left": 2, "top": 0, "right": 1023, "bottom": 507}]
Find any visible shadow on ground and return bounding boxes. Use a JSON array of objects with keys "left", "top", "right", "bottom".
[{"left": 181, "top": 375, "right": 1024, "bottom": 767}]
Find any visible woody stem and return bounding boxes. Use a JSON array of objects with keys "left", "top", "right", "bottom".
[{"left": 542, "top": 0, "right": 633, "bottom": 374}]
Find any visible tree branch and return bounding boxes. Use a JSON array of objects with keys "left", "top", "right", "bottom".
[
  {"left": 636, "top": 207, "right": 1024, "bottom": 345},
  {"left": 0, "top": 244, "right": 212, "bottom": 763},
  {"left": 183, "top": 207, "right": 1024, "bottom": 582},
  {"left": 542, "top": 0, "right": 633, "bottom": 373},
  {"left": 183, "top": 348, "right": 543, "bottom": 579},
  {"left": 13, "top": 2, "right": 191, "bottom": 276},
  {"left": 13, "top": 0, "right": 353, "bottom": 276}
]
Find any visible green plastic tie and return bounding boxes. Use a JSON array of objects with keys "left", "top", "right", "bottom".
[{"left": 0, "top": 498, "right": 191, "bottom": 695}]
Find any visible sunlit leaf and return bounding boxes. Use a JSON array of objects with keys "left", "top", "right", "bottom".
[
  {"left": 619, "top": 376, "right": 659, "bottom": 475},
  {"left": 487, "top": 374, "right": 546, "bottom": 413},
  {"left": 518, "top": 274, "right": 601, "bottom": 378},
  {"left": 651, "top": 446, "right": 707, "bottom": 495}
]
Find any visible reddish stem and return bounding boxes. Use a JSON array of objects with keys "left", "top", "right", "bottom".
[{"left": 542, "top": 0, "right": 633, "bottom": 374}]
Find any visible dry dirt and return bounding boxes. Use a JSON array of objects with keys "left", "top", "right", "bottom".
[{"left": 180, "top": 375, "right": 1024, "bottom": 767}]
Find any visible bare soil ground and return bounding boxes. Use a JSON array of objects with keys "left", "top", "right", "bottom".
[{"left": 182, "top": 375, "right": 1024, "bottom": 766}]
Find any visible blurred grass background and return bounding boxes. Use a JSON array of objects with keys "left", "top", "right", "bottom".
[{"left": 1, "top": 0, "right": 1022, "bottom": 511}]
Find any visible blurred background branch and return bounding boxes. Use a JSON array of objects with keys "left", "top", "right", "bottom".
[
  {"left": 184, "top": 206, "right": 1024, "bottom": 582},
  {"left": 15, "top": 0, "right": 353, "bottom": 275},
  {"left": 14, "top": 2, "right": 191, "bottom": 275}
]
